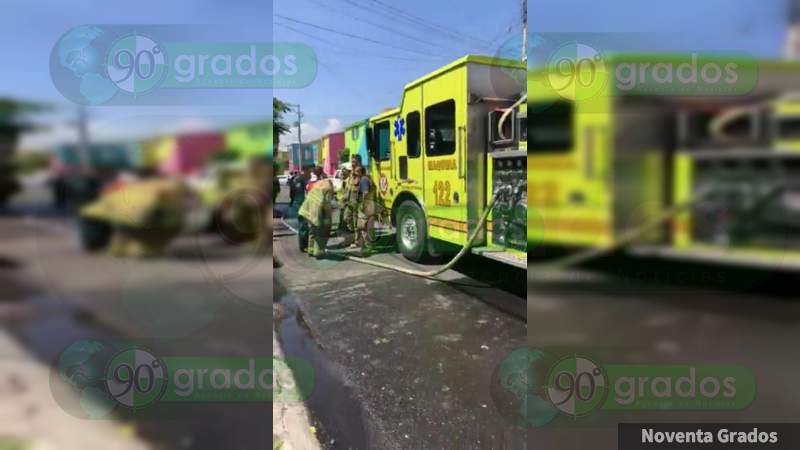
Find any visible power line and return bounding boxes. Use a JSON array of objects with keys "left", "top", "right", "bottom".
[
  {"left": 316, "top": 58, "right": 399, "bottom": 107},
  {"left": 487, "top": 22, "right": 519, "bottom": 49},
  {"left": 324, "top": 0, "right": 489, "bottom": 53},
  {"left": 325, "top": 0, "right": 525, "bottom": 56},
  {"left": 273, "top": 14, "right": 448, "bottom": 58},
  {"left": 359, "top": 0, "right": 495, "bottom": 50},
  {"left": 275, "top": 20, "right": 442, "bottom": 62},
  {"left": 302, "top": 0, "right": 461, "bottom": 56}
]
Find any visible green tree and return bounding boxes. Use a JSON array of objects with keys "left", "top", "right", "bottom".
[
  {"left": 0, "top": 98, "right": 46, "bottom": 205},
  {"left": 272, "top": 98, "right": 291, "bottom": 152}
]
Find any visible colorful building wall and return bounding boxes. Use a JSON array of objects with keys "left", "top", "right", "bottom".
[
  {"left": 160, "top": 132, "right": 225, "bottom": 176},
  {"left": 344, "top": 120, "right": 369, "bottom": 169},
  {"left": 322, "top": 132, "right": 345, "bottom": 175},
  {"left": 225, "top": 123, "right": 271, "bottom": 160},
  {"left": 311, "top": 139, "right": 322, "bottom": 167},
  {"left": 141, "top": 136, "right": 176, "bottom": 171},
  {"left": 53, "top": 142, "right": 142, "bottom": 173},
  {"left": 320, "top": 136, "right": 330, "bottom": 172},
  {"left": 288, "top": 143, "right": 317, "bottom": 171}
]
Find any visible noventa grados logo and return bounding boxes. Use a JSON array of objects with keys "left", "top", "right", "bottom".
[
  {"left": 491, "top": 348, "right": 755, "bottom": 427},
  {"left": 52, "top": 340, "right": 167, "bottom": 418},
  {"left": 50, "top": 25, "right": 317, "bottom": 105},
  {"left": 545, "top": 354, "right": 608, "bottom": 417},
  {"left": 104, "top": 346, "right": 168, "bottom": 409},
  {"left": 105, "top": 34, "right": 168, "bottom": 95}
]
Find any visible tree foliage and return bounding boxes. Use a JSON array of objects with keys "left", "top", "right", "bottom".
[
  {"left": 0, "top": 98, "right": 47, "bottom": 127},
  {"left": 272, "top": 98, "right": 292, "bottom": 148}
]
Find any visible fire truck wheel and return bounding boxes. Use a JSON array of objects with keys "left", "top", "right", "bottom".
[{"left": 396, "top": 200, "right": 430, "bottom": 262}]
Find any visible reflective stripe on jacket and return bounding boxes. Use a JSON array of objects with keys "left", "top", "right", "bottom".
[{"left": 298, "top": 180, "right": 333, "bottom": 227}]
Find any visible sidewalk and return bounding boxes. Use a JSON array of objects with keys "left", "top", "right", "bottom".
[
  {"left": 272, "top": 323, "right": 322, "bottom": 450},
  {"left": 0, "top": 329, "right": 150, "bottom": 450}
]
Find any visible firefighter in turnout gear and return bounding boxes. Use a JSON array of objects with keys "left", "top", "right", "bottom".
[
  {"left": 353, "top": 165, "right": 377, "bottom": 251},
  {"left": 298, "top": 177, "right": 334, "bottom": 258},
  {"left": 292, "top": 166, "right": 312, "bottom": 252},
  {"left": 341, "top": 154, "right": 363, "bottom": 243}
]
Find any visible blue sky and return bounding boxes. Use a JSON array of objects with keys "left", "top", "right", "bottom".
[
  {"left": 274, "top": 0, "right": 525, "bottom": 141},
  {"left": 1, "top": 0, "right": 273, "bottom": 149},
  {"left": 274, "top": 0, "right": 788, "bottom": 145},
  {"left": 0, "top": 0, "right": 790, "bottom": 149}
]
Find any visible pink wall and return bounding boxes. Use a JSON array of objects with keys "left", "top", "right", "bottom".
[
  {"left": 324, "top": 132, "right": 345, "bottom": 176},
  {"left": 160, "top": 132, "right": 225, "bottom": 176}
]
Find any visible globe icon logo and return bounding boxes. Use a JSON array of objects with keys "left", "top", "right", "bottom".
[
  {"left": 50, "top": 25, "right": 121, "bottom": 105},
  {"left": 490, "top": 347, "right": 561, "bottom": 428},
  {"left": 55, "top": 339, "right": 121, "bottom": 419}
]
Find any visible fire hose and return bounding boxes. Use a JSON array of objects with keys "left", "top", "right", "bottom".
[
  {"left": 497, "top": 94, "right": 527, "bottom": 141},
  {"left": 280, "top": 187, "right": 509, "bottom": 279},
  {"left": 528, "top": 187, "right": 715, "bottom": 273},
  {"left": 280, "top": 187, "right": 713, "bottom": 280},
  {"left": 343, "top": 190, "right": 506, "bottom": 279}
]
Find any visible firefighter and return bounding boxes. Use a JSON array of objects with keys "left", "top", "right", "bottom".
[
  {"left": 272, "top": 161, "right": 280, "bottom": 206},
  {"left": 352, "top": 165, "right": 377, "bottom": 252},
  {"left": 288, "top": 171, "right": 297, "bottom": 205},
  {"left": 298, "top": 177, "right": 334, "bottom": 258},
  {"left": 291, "top": 166, "right": 312, "bottom": 252},
  {"left": 341, "top": 155, "right": 363, "bottom": 242},
  {"left": 289, "top": 166, "right": 311, "bottom": 216},
  {"left": 333, "top": 165, "right": 351, "bottom": 239}
]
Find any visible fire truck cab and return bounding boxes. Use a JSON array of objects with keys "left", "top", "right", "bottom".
[{"left": 366, "top": 55, "right": 527, "bottom": 268}]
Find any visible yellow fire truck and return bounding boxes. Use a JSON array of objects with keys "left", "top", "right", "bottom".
[
  {"left": 529, "top": 53, "right": 800, "bottom": 269},
  {"left": 365, "top": 55, "right": 527, "bottom": 268}
]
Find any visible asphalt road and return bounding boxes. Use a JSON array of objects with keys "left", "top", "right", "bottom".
[
  {"left": 277, "top": 178, "right": 800, "bottom": 448},
  {"left": 273, "top": 186, "right": 528, "bottom": 449},
  {"left": 1, "top": 182, "right": 273, "bottom": 449},
  {"left": 12, "top": 179, "right": 796, "bottom": 449},
  {"left": 527, "top": 254, "right": 800, "bottom": 449}
]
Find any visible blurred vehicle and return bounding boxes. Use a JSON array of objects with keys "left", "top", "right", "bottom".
[
  {"left": 528, "top": 53, "right": 800, "bottom": 268},
  {"left": 198, "top": 156, "right": 270, "bottom": 244},
  {"left": 79, "top": 178, "right": 194, "bottom": 256},
  {"left": 50, "top": 142, "right": 144, "bottom": 211},
  {"left": 278, "top": 174, "right": 289, "bottom": 185}
]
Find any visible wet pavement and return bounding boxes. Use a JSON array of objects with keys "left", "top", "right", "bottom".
[
  {"left": 273, "top": 189, "right": 528, "bottom": 449},
  {"left": 0, "top": 185, "right": 273, "bottom": 449},
  {"left": 527, "top": 255, "right": 800, "bottom": 450}
]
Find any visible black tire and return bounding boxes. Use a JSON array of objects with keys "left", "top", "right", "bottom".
[
  {"left": 215, "top": 191, "right": 262, "bottom": 244},
  {"left": 78, "top": 218, "right": 112, "bottom": 251},
  {"left": 395, "top": 200, "right": 430, "bottom": 262}
]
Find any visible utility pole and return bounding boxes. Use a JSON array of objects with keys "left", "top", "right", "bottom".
[
  {"left": 296, "top": 104, "right": 303, "bottom": 148},
  {"left": 786, "top": 0, "right": 800, "bottom": 60},
  {"left": 287, "top": 103, "right": 304, "bottom": 167},
  {"left": 76, "top": 106, "right": 90, "bottom": 171},
  {"left": 521, "top": 0, "right": 528, "bottom": 64}
]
